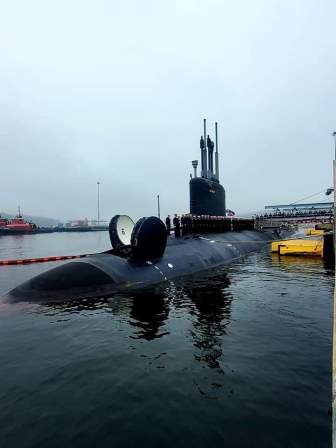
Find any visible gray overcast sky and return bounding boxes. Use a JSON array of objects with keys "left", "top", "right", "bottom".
[{"left": 0, "top": 0, "right": 335, "bottom": 221}]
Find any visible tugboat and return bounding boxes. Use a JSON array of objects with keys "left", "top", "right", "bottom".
[
  {"left": 0, "top": 215, "right": 8, "bottom": 228},
  {"left": 0, "top": 207, "right": 36, "bottom": 235}
]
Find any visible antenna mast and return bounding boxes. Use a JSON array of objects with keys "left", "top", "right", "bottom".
[{"left": 203, "top": 118, "right": 207, "bottom": 178}]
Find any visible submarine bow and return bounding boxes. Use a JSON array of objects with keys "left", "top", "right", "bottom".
[{"left": 8, "top": 229, "right": 277, "bottom": 301}]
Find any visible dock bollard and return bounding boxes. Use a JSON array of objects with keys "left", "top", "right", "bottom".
[{"left": 323, "top": 232, "right": 335, "bottom": 266}]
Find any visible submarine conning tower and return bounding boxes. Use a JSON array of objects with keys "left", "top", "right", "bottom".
[{"left": 189, "top": 119, "right": 226, "bottom": 216}]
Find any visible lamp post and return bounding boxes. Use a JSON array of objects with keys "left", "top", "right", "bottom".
[
  {"left": 332, "top": 132, "right": 336, "bottom": 238},
  {"left": 332, "top": 131, "right": 336, "bottom": 443},
  {"left": 157, "top": 194, "right": 160, "bottom": 219},
  {"left": 97, "top": 181, "right": 100, "bottom": 224}
]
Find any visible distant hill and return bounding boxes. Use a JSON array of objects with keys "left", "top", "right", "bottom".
[{"left": 1, "top": 213, "right": 59, "bottom": 227}]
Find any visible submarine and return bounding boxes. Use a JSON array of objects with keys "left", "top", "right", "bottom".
[{"left": 8, "top": 119, "right": 289, "bottom": 302}]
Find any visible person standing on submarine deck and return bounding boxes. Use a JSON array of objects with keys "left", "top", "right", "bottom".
[
  {"left": 165, "top": 215, "right": 171, "bottom": 236},
  {"left": 173, "top": 214, "right": 181, "bottom": 237}
]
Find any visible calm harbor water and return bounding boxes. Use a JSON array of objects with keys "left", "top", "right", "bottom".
[{"left": 0, "top": 232, "right": 333, "bottom": 447}]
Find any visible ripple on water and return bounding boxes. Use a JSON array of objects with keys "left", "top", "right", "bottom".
[{"left": 0, "top": 247, "right": 332, "bottom": 448}]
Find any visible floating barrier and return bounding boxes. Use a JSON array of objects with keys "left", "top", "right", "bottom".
[
  {"left": 272, "top": 238, "right": 323, "bottom": 257},
  {"left": 0, "top": 254, "right": 88, "bottom": 266},
  {"left": 305, "top": 228, "right": 324, "bottom": 236}
]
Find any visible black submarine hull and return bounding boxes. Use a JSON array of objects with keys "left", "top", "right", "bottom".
[{"left": 8, "top": 229, "right": 283, "bottom": 302}]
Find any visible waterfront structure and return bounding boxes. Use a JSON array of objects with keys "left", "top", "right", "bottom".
[{"left": 255, "top": 202, "right": 333, "bottom": 226}]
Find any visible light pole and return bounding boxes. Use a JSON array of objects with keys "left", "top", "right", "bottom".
[
  {"left": 332, "top": 134, "right": 336, "bottom": 252},
  {"left": 332, "top": 131, "right": 336, "bottom": 440},
  {"left": 157, "top": 194, "right": 160, "bottom": 219},
  {"left": 97, "top": 181, "right": 100, "bottom": 224},
  {"left": 332, "top": 131, "right": 336, "bottom": 161}
]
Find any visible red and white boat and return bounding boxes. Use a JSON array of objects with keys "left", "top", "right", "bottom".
[
  {"left": 0, "top": 208, "right": 36, "bottom": 234},
  {"left": 0, "top": 215, "right": 8, "bottom": 227}
]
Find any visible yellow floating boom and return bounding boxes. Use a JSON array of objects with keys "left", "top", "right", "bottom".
[
  {"left": 305, "top": 228, "right": 324, "bottom": 236},
  {"left": 271, "top": 238, "right": 323, "bottom": 257}
]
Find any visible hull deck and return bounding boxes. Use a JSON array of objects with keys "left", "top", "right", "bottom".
[{"left": 8, "top": 229, "right": 284, "bottom": 302}]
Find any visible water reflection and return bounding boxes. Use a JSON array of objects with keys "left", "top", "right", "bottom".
[
  {"left": 181, "top": 270, "right": 233, "bottom": 372},
  {"left": 128, "top": 292, "right": 170, "bottom": 340},
  {"left": 0, "top": 246, "right": 331, "bottom": 447},
  {"left": 35, "top": 267, "right": 234, "bottom": 358},
  {"left": 123, "top": 269, "right": 233, "bottom": 352},
  {"left": 270, "top": 253, "right": 333, "bottom": 275},
  {"left": 36, "top": 297, "right": 112, "bottom": 317}
]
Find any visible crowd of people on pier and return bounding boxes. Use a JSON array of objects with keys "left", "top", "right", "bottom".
[
  {"left": 163, "top": 207, "right": 332, "bottom": 238},
  {"left": 165, "top": 214, "right": 255, "bottom": 237},
  {"left": 255, "top": 208, "right": 333, "bottom": 220}
]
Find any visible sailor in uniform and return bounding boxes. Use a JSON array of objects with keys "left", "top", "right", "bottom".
[{"left": 165, "top": 215, "right": 171, "bottom": 235}]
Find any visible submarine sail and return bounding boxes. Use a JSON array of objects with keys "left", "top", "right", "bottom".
[{"left": 190, "top": 120, "right": 226, "bottom": 216}]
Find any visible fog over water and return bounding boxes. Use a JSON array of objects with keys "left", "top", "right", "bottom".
[{"left": 0, "top": 0, "right": 335, "bottom": 221}]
